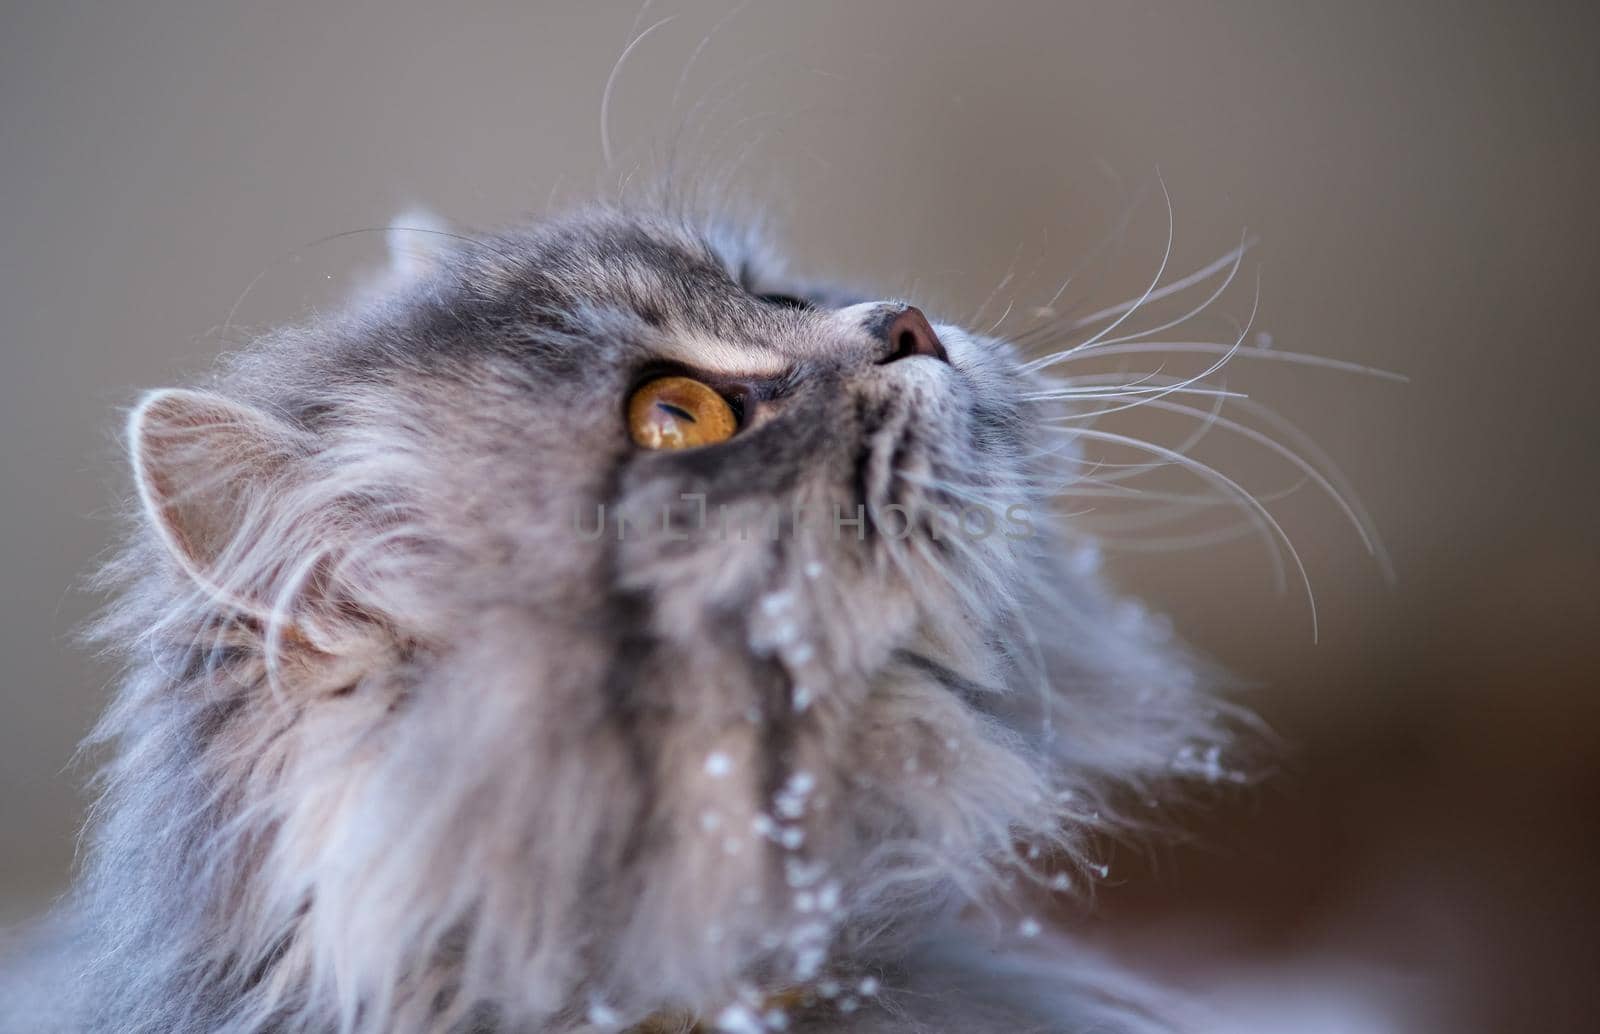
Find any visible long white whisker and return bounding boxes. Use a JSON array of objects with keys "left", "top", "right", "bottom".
[
  {"left": 1082, "top": 523, "right": 1270, "bottom": 553},
  {"left": 1054, "top": 426, "right": 1314, "bottom": 637},
  {"left": 1083, "top": 376, "right": 1233, "bottom": 485},
  {"left": 893, "top": 470, "right": 1011, "bottom": 510},
  {"left": 1026, "top": 382, "right": 1247, "bottom": 402},
  {"left": 1061, "top": 477, "right": 1310, "bottom": 514},
  {"left": 1064, "top": 235, "right": 1256, "bottom": 332},
  {"left": 1026, "top": 175, "right": 1177, "bottom": 373},
  {"left": 983, "top": 298, "right": 1016, "bottom": 336},
  {"left": 1022, "top": 366, "right": 1169, "bottom": 397},
  {"left": 1088, "top": 396, "right": 1383, "bottom": 562},
  {"left": 627, "top": 0, "right": 659, "bottom": 38},
  {"left": 1051, "top": 341, "right": 1408, "bottom": 382},
  {"left": 1093, "top": 229, "right": 1249, "bottom": 346},
  {"left": 1034, "top": 274, "right": 1260, "bottom": 419},
  {"left": 671, "top": 1, "right": 750, "bottom": 111},
  {"left": 601, "top": 15, "right": 677, "bottom": 169},
  {"left": 1218, "top": 395, "right": 1397, "bottom": 582},
  {"left": 1026, "top": 176, "right": 1158, "bottom": 328},
  {"left": 973, "top": 241, "right": 1024, "bottom": 328}
]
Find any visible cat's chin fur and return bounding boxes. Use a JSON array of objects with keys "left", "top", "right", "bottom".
[{"left": 2, "top": 205, "right": 1240, "bottom": 1033}]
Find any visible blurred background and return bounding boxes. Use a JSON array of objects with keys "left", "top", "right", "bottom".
[{"left": 2, "top": 2, "right": 1595, "bottom": 1030}]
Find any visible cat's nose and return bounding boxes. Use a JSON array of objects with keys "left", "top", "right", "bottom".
[{"left": 876, "top": 306, "right": 949, "bottom": 365}]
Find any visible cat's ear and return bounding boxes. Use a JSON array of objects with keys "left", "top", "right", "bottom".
[
  {"left": 385, "top": 207, "right": 453, "bottom": 281},
  {"left": 129, "top": 388, "right": 303, "bottom": 613}
]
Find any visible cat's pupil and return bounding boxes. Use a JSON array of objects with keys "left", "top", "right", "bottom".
[{"left": 657, "top": 401, "right": 696, "bottom": 423}]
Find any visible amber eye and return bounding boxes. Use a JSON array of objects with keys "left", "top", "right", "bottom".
[{"left": 627, "top": 375, "right": 738, "bottom": 450}]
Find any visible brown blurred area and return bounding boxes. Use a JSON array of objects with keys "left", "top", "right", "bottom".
[{"left": 1, "top": 2, "right": 1595, "bottom": 1030}]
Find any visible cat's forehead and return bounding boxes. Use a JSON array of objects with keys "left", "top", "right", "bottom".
[
  {"left": 487, "top": 211, "right": 758, "bottom": 309},
  {"left": 446, "top": 210, "right": 851, "bottom": 377}
]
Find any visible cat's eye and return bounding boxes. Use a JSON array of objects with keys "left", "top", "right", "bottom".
[{"left": 627, "top": 376, "right": 738, "bottom": 450}]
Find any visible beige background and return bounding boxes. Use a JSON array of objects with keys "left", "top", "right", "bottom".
[{"left": 3, "top": 2, "right": 1596, "bottom": 1030}]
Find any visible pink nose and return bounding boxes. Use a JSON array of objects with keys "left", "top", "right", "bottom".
[{"left": 878, "top": 306, "right": 949, "bottom": 364}]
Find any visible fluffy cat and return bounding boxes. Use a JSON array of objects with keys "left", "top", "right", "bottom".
[{"left": 0, "top": 205, "right": 1243, "bottom": 1033}]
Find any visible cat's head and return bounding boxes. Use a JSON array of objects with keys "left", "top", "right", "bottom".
[{"left": 100, "top": 207, "right": 1223, "bottom": 1028}]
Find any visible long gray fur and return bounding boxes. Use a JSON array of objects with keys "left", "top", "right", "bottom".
[{"left": 0, "top": 206, "right": 1235, "bottom": 1033}]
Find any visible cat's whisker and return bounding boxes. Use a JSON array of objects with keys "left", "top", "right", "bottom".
[
  {"left": 1024, "top": 384, "right": 1245, "bottom": 403},
  {"left": 889, "top": 470, "right": 1012, "bottom": 513},
  {"left": 672, "top": 49, "right": 786, "bottom": 194},
  {"left": 1212, "top": 394, "right": 1397, "bottom": 582},
  {"left": 600, "top": 14, "right": 678, "bottom": 169},
  {"left": 982, "top": 298, "right": 1017, "bottom": 337},
  {"left": 1051, "top": 427, "right": 1307, "bottom": 615},
  {"left": 1057, "top": 478, "right": 1311, "bottom": 513},
  {"left": 1066, "top": 375, "right": 1234, "bottom": 486},
  {"left": 1089, "top": 228, "right": 1250, "bottom": 348},
  {"left": 1025, "top": 267, "right": 1259, "bottom": 411},
  {"left": 1078, "top": 395, "right": 1385, "bottom": 563},
  {"left": 971, "top": 243, "right": 1023, "bottom": 329},
  {"left": 1015, "top": 175, "right": 1158, "bottom": 343},
  {"left": 670, "top": 0, "right": 752, "bottom": 113},
  {"left": 1033, "top": 421, "right": 1290, "bottom": 579},
  {"left": 1054, "top": 234, "right": 1254, "bottom": 337},
  {"left": 625, "top": 0, "right": 660, "bottom": 39},
  {"left": 1044, "top": 341, "right": 1408, "bottom": 382},
  {"left": 1020, "top": 366, "right": 1168, "bottom": 398},
  {"left": 1081, "top": 523, "right": 1282, "bottom": 554},
  {"left": 1019, "top": 176, "right": 1175, "bottom": 374}
]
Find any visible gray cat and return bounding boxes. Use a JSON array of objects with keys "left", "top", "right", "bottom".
[{"left": 1, "top": 206, "right": 1243, "bottom": 1032}]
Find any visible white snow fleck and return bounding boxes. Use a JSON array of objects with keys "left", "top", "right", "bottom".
[
  {"left": 586, "top": 1000, "right": 621, "bottom": 1027},
  {"left": 775, "top": 771, "right": 816, "bottom": 818},
  {"left": 713, "top": 1003, "right": 764, "bottom": 1034},
  {"left": 705, "top": 752, "right": 733, "bottom": 777},
  {"left": 793, "top": 946, "right": 826, "bottom": 981},
  {"left": 774, "top": 788, "right": 804, "bottom": 813},
  {"left": 785, "top": 858, "right": 827, "bottom": 888},
  {"left": 1018, "top": 917, "right": 1042, "bottom": 938},
  {"left": 858, "top": 976, "right": 880, "bottom": 996}
]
